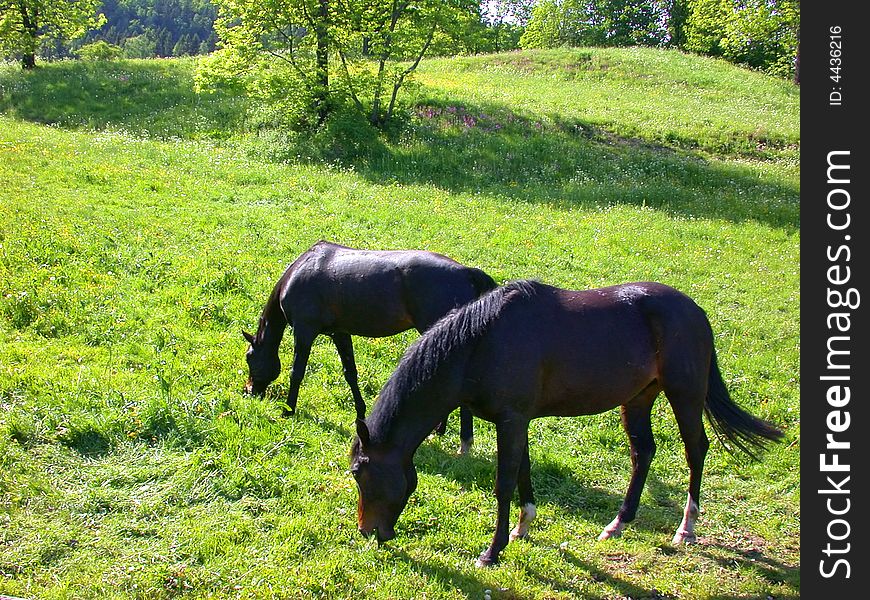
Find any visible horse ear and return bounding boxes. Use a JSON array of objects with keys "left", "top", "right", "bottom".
[
  {"left": 356, "top": 419, "right": 370, "bottom": 449},
  {"left": 242, "top": 330, "right": 256, "bottom": 345}
]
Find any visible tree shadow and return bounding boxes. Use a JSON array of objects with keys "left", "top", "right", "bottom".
[
  {"left": 2, "top": 62, "right": 798, "bottom": 231},
  {"left": 348, "top": 99, "right": 798, "bottom": 231},
  {"left": 0, "top": 60, "right": 245, "bottom": 139},
  {"left": 695, "top": 540, "right": 800, "bottom": 598}
]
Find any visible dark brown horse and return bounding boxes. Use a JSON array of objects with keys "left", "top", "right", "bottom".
[
  {"left": 350, "top": 280, "right": 783, "bottom": 566},
  {"left": 243, "top": 240, "right": 496, "bottom": 451}
]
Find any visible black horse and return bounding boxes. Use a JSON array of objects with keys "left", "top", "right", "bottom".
[
  {"left": 350, "top": 280, "right": 783, "bottom": 566},
  {"left": 243, "top": 240, "right": 496, "bottom": 452}
]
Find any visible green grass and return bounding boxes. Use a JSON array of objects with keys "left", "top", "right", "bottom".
[{"left": 1, "top": 47, "right": 799, "bottom": 599}]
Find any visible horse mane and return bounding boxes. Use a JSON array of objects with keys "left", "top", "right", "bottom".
[
  {"left": 254, "top": 276, "right": 287, "bottom": 343},
  {"left": 372, "top": 280, "right": 540, "bottom": 421}
]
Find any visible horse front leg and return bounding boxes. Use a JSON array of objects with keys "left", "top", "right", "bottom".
[
  {"left": 285, "top": 326, "right": 316, "bottom": 416},
  {"left": 331, "top": 332, "right": 366, "bottom": 420},
  {"left": 458, "top": 406, "right": 474, "bottom": 455},
  {"left": 476, "top": 417, "right": 528, "bottom": 567},
  {"left": 510, "top": 439, "right": 536, "bottom": 541}
]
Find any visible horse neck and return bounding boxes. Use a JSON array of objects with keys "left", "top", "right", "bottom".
[
  {"left": 370, "top": 369, "right": 464, "bottom": 458},
  {"left": 257, "top": 282, "right": 288, "bottom": 348}
]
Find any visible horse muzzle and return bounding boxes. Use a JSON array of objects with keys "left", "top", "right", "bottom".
[
  {"left": 244, "top": 379, "right": 267, "bottom": 397},
  {"left": 359, "top": 526, "right": 395, "bottom": 545}
]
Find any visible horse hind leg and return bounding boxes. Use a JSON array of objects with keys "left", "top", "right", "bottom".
[
  {"left": 459, "top": 406, "right": 474, "bottom": 455},
  {"left": 598, "top": 384, "right": 659, "bottom": 541},
  {"left": 663, "top": 384, "right": 710, "bottom": 545},
  {"left": 431, "top": 407, "right": 474, "bottom": 455},
  {"left": 331, "top": 332, "right": 367, "bottom": 420}
]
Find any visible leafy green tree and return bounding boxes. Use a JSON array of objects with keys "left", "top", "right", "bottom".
[
  {"left": 520, "top": 0, "right": 583, "bottom": 48},
  {"left": 683, "top": 0, "right": 730, "bottom": 55},
  {"left": 0, "top": 0, "right": 105, "bottom": 68},
  {"left": 720, "top": 0, "right": 799, "bottom": 78},
  {"left": 199, "top": 0, "right": 477, "bottom": 128},
  {"left": 122, "top": 31, "right": 157, "bottom": 57},
  {"left": 481, "top": 0, "right": 534, "bottom": 51},
  {"left": 665, "top": 0, "right": 690, "bottom": 47},
  {"left": 521, "top": 0, "right": 669, "bottom": 49},
  {"left": 684, "top": 0, "right": 799, "bottom": 78},
  {"left": 333, "top": 0, "right": 478, "bottom": 126}
]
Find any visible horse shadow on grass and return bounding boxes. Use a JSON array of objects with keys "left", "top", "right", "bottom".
[
  {"left": 302, "top": 411, "right": 798, "bottom": 597},
  {"left": 387, "top": 546, "right": 668, "bottom": 600},
  {"left": 303, "top": 406, "right": 684, "bottom": 538}
]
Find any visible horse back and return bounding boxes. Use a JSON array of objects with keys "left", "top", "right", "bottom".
[
  {"left": 464, "top": 282, "right": 712, "bottom": 419},
  {"left": 279, "top": 242, "right": 490, "bottom": 337}
]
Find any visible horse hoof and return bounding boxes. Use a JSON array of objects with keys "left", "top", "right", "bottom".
[
  {"left": 458, "top": 438, "right": 473, "bottom": 455},
  {"left": 597, "top": 519, "right": 625, "bottom": 541},
  {"left": 672, "top": 531, "right": 697, "bottom": 545},
  {"left": 475, "top": 553, "right": 497, "bottom": 568},
  {"left": 509, "top": 528, "right": 527, "bottom": 542},
  {"left": 282, "top": 406, "right": 295, "bottom": 417}
]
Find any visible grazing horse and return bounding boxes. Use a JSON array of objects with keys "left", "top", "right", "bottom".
[
  {"left": 243, "top": 240, "right": 495, "bottom": 451},
  {"left": 349, "top": 280, "right": 783, "bottom": 567}
]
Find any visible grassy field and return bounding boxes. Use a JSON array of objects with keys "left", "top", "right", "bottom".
[{"left": 0, "top": 48, "right": 799, "bottom": 599}]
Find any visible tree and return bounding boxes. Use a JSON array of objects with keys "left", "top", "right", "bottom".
[
  {"left": 122, "top": 31, "right": 157, "bottom": 57},
  {"left": 200, "top": 0, "right": 478, "bottom": 128},
  {"left": 76, "top": 39, "right": 122, "bottom": 60},
  {"left": 481, "top": 0, "right": 535, "bottom": 51},
  {"left": 0, "top": 0, "right": 105, "bottom": 68},
  {"left": 521, "top": 0, "right": 669, "bottom": 49},
  {"left": 333, "top": 0, "right": 478, "bottom": 126},
  {"left": 684, "top": 0, "right": 799, "bottom": 78},
  {"left": 666, "top": 0, "right": 690, "bottom": 47}
]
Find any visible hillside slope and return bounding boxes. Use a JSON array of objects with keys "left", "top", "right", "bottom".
[{"left": 0, "top": 48, "right": 799, "bottom": 599}]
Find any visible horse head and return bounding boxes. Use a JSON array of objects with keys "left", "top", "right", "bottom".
[
  {"left": 350, "top": 419, "right": 417, "bottom": 543},
  {"left": 242, "top": 330, "right": 281, "bottom": 396}
]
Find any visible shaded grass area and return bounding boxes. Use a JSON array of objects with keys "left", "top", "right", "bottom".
[
  {"left": 1, "top": 49, "right": 799, "bottom": 232},
  {"left": 0, "top": 58, "right": 246, "bottom": 140},
  {"left": 0, "top": 47, "right": 798, "bottom": 599}
]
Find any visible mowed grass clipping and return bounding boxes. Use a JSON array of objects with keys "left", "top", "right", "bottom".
[{"left": 1, "top": 47, "right": 798, "bottom": 599}]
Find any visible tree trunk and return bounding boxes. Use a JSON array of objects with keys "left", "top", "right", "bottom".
[
  {"left": 314, "top": 0, "right": 330, "bottom": 123},
  {"left": 20, "top": 1, "right": 39, "bottom": 69}
]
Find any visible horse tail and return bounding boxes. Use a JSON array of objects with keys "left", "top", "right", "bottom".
[
  {"left": 468, "top": 267, "right": 498, "bottom": 297},
  {"left": 704, "top": 346, "right": 784, "bottom": 460}
]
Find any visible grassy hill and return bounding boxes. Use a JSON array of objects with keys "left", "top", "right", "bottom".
[{"left": 0, "top": 48, "right": 799, "bottom": 599}]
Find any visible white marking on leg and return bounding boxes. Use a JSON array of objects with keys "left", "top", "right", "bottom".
[
  {"left": 510, "top": 503, "right": 536, "bottom": 541},
  {"left": 597, "top": 515, "right": 626, "bottom": 540},
  {"left": 458, "top": 436, "right": 473, "bottom": 456},
  {"left": 672, "top": 493, "right": 700, "bottom": 544}
]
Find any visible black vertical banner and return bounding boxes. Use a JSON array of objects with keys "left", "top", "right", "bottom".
[{"left": 802, "top": 2, "right": 868, "bottom": 596}]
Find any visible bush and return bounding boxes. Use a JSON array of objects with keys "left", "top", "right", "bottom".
[{"left": 76, "top": 40, "right": 122, "bottom": 61}]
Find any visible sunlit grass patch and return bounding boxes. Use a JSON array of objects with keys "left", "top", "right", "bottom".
[{"left": 0, "top": 46, "right": 799, "bottom": 599}]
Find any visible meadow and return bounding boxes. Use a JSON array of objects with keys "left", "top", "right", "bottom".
[{"left": 0, "top": 48, "right": 799, "bottom": 599}]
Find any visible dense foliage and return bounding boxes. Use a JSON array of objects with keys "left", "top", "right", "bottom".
[
  {"left": 88, "top": 0, "right": 219, "bottom": 58},
  {"left": 0, "top": 0, "right": 217, "bottom": 64},
  {"left": 197, "top": 0, "right": 485, "bottom": 128},
  {"left": 520, "top": 0, "right": 799, "bottom": 79},
  {"left": 0, "top": 0, "right": 105, "bottom": 68}
]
